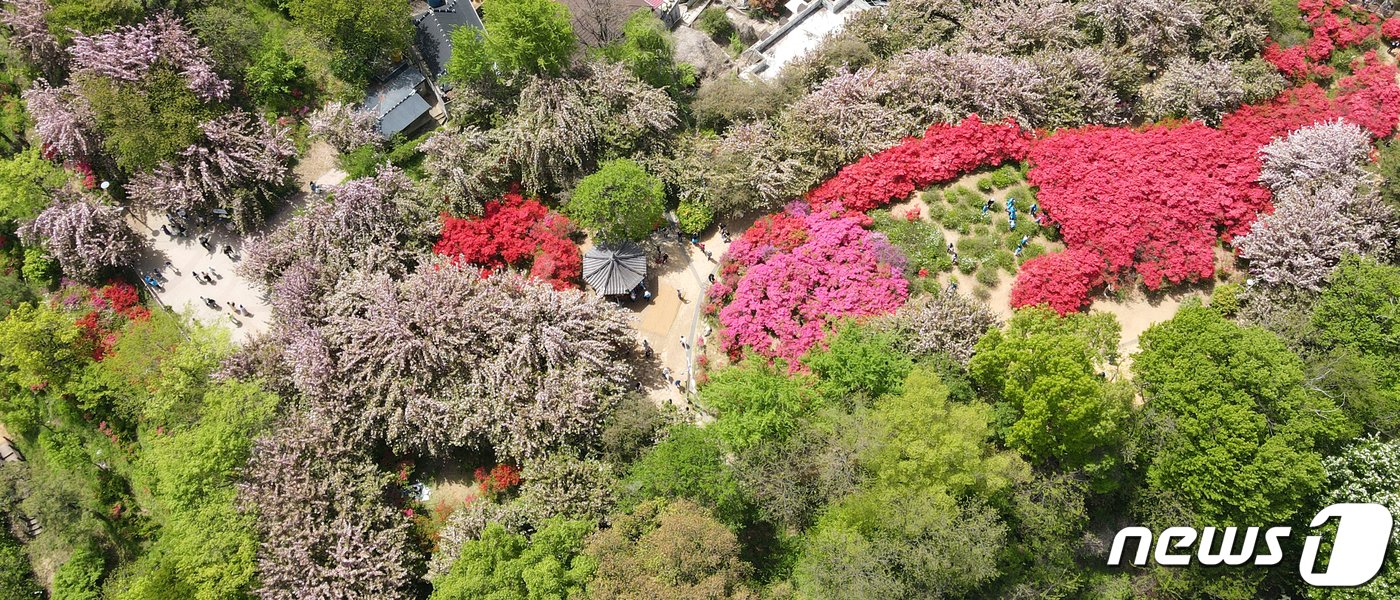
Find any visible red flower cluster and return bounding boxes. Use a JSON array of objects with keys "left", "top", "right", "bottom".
[
  {"left": 805, "top": 115, "right": 1032, "bottom": 212},
  {"left": 433, "top": 192, "right": 581, "bottom": 290},
  {"left": 74, "top": 281, "right": 149, "bottom": 359},
  {"left": 473, "top": 464, "right": 522, "bottom": 501},
  {"left": 1265, "top": 0, "right": 1380, "bottom": 80},
  {"left": 1382, "top": 17, "right": 1400, "bottom": 40},
  {"left": 1015, "top": 53, "right": 1400, "bottom": 313}
]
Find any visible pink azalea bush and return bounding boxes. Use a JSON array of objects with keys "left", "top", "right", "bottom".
[{"left": 708, "top": 205, "right": 909, "bottom": 363}]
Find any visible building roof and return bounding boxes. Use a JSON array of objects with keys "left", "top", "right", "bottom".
[
  {"left": 583, "top": 242, "right": 648, "bottom": 296},
  {"left": 414, "top": 0, "right": 486, "bottom": 77},
  {"left": 363, "top": 64, "right": 430, "bottom": 138}
]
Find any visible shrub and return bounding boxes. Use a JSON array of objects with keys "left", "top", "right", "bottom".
[
  {"left": 710, "top": 208, "right": 909, "bottom": 363},
  {"left": 989, "top": 165, "right": 1021, "bottom": 188},
  {"left": 21, "top": 246, "right": 56, "bottom": 287},
  {"left": 675, "top": 200, "right": 714, "bottom": 235},
  {"left": 976, "top": 178, "right": 995, "bottom": 193},
  {"left": 870, "top": 209, "right": 951, "bottom": 275},
  {"left": 434, "top": 192, "right": 581, "bottom": 290},
  {"left": 695, "top": 7, "right": 734, "bottom": 42},
  {"left": 52, "top": 546, "right": 104, "bottom": 600},
  {"left": 806, "top": 115, "right": 1032, "bottom": 212},
  {"left": 975, "top": 267, "right": 1000, "bottom": 288}
]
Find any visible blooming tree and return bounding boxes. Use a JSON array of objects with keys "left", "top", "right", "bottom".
[
  {"left": 240, "top": 410, "right": 419, "bottom": 600},
  {"left": 433, "top": 191, "right": 581, "bottom": 290},
  {"left": 1, "top": 0, "right": 64, "bottom": 77},
  {"left": 1237, "top": 121, "right": 1394, "bottom": 291},
  {"left": 301, "top": 266, "right": 634, "bottom": 458},
  {"left": 879, "top": 293, "right": 998, "bottom": 365},
  {"left": 68, "top": 12, "right": 230, "bottom": 102},
  {"left": 18, "top": 193, "right": 143, "bottom": 281},
  {"left": 419, "top": 126, "right": 508, "bottom": 214},
  {"left": 240, "top": 166, "right": 435, "bottom": 290},
  {"left": 22, "top": 80, "right": 100, "bottom": 161},
  {"left": 783, "top": 67, "right": 916, "bottom": 164},
  {"left": 306, "top": 101, "right": 382, "bottom": 153},
  {"left": 127, "top": 110, "right": 296, "bottom": 233}
]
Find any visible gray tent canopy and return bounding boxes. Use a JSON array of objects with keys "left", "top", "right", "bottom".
[{"left": 583, "top": 242, "right": 647, "bottom": 296}]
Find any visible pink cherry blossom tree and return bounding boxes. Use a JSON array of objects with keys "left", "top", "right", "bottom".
[
  {"left": 18, "top": 192, "right": 143, "bottom": 281},
  {"left": 1, "top": 0, "right": 65, "bottom": 77},
  {"left": 127, "top": 110, "right": 296, "bottom": 233},
  {"left": 22, "top": 80, "right": 100, "bottom": 161},
  {"left": 68, "top": 12, "right": 230, "bottom": 102}
]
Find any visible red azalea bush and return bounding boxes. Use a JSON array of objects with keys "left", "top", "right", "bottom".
[
  {"left": 1382, "top": 17, "right": 1400, "bottom": 40},
  {"left": 1011, "top": 248, "right": 1107, "bottom": 315},
  {"left": 1015, "top": 52, "right": 1400, "bottom": 313},
  {"left": 1265, "top": 0, "right": 1381, "bottom": 80},
  {"left": 805, "top": 115, "right": 1031, "bottom": 212},
  {"left": 433, "top": 192, "right": 581, "bottom": 290},
  {"left": 73, "top": 281, "right": 148, "bottom": 359},
  {"left": 709, "top": 206, "right": 909, "bottom": 363},
  {"left": 473, "top": 464, "right": 522, "bottom": 502}
]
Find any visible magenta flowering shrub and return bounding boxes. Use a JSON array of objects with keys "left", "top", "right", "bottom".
[{"left": 710, "top": 206, "right": 909, "bottom": 363}]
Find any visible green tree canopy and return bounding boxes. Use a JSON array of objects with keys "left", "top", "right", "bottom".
[
  {"left": 861, "top": 366, "right": 1029, "bottom": 498},
  {"left": 700, "top": 359, "right": 820, "bottom": 453},
  {"left": 1133, "top": 304, "right": 1352, "bottom": 527},
  {"left": 970, "top": 308, "right": 1132, "bottom": 489},
  {"left": 599, "top": 11, "right": 693, "bottom": 94},
  {"left": 565, "top": 159, "right": 664, "bottom": 242},
  {"left": 0, "top": 147, "right": 68, "bottom": 228},
  {"left": 0, "top": 301, "right": 82, "bottom": 389},
  {"left": 286, "top": 0, "right": 412, "bottom": 83},
  {"left": 447, "top": 0, "right": 576, "bottom": 83},
  {"left": 584, "top": 499, "right": 757, "bottom": 599},
  {"left": 802, "top": 323, "right": 913, "bottom": 404},
  {"left": 623, "top": 424, "right": 752, "bottom": 528},
  {"left": 431, "top": 519, "right": 597, "bottom": 600},
  {"left": 1309, "top": 256, "right": 1400, "bottom": 435}
]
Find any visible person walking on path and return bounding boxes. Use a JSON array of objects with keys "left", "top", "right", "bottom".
[{"left": 680, "top": 335, "right": 689, "bottom": 350}]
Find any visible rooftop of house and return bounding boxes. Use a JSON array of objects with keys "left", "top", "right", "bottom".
[
  {"left": 363, "top": 63, "right": 430, "bottom": 138},
  {"left": 414, "top": 0, "right": 487, "bottom": 77}
]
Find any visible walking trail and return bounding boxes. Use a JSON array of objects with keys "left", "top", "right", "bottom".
[{"left": 125, "top": 142, "right": 345, "bottom": 341}]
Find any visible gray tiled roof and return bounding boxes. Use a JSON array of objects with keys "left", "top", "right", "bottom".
[{"left": 415, "top": 0, "right": 486, "bottom": 77}]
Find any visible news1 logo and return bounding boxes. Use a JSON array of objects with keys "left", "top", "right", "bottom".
[{"left": 1108, "top": 503, "right": 1394, "bottom": 587}]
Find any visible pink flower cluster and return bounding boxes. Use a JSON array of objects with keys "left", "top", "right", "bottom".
[
  {"left": 1013, "top": 52, "right": 1400, "bottom": 314},
  {"left": 805, "top": 115, "right": 1031, "bottom": 212},
  {"left": 709, "top": 206, "right": 908, "bottom": 363}
]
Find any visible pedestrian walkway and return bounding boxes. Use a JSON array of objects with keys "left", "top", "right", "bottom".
[{"left": 128, "top": 142, "right": 346, "bottom": 341}]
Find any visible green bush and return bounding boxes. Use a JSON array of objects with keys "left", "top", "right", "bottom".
[
  {"left": 696, "top": 7, "right": 734, "bottom": 40},
  {"left": 988, "top": 165, "right": 1020, "bottom": 189},
  {"left": 676, "top": 200, "right": 715, "bottom": 235},
  {"left": 870, "top": 210, "right": 952, "bottom": 275},
  {"left": 1210, "top": 282, "right": 1244, "bottom": 316},
  {"left": 338, "top": 143, "right": 381, "bottom": 179},
  {"left": 976, "top": 178, "right": 995, "bottom": 193},
  {"left": 943, "top": 185, "right": 983, "bottom": 209},
  {"left": 956, "top": 234, "right": 1000, "bottom": 268},
  {"left": 939, "top": 204, "right": 986, "bottom": 235},
  {"left": 974, "top": 267, "right": 1000, "bottom": 288},
  {"left": 21, "top": 247, "right": 57, "bottom": 288},
  {"left": 0, "top": 531, "right": 39, "bottom": 598},
  {"left": 52, "top": 546, "right": 104, "bottom": 600},
  {"left": 83, "top": 69, "right": 215, "bottom": 172},
  {"left": 247, "top": 45, "right": 307, "bottom": 108}
]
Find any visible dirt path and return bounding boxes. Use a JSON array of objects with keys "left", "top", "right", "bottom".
[{"left": 128, "top": 142, "right": 345, "bottom": 342}]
